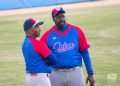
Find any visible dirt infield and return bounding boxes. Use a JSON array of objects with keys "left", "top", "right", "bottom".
[{"left": 0, "top": 0, "right": 120, "bottom": 16}]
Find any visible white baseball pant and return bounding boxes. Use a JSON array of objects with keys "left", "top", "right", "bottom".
[{"left": 25, "top": 73, "right": 51, "bottom": 86}]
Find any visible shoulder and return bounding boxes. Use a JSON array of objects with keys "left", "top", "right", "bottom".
[
  {"left": 22, "top": 37, "right": 34, "bottom": 51},
  {"left": 30, "top": 38, "right": 46, "bottom": 48},
  {"left": 68, "top": 23, "right": 85, "bottom": 34},
  {"left": 29, "top": 37, "right": 39, "bottom": 46},
  {"left": 23, "top": 37, "right": 32, "bottom": 45}
]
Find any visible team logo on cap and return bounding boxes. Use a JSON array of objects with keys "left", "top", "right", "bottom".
[{"left": 56, "top": 7, "right": 61, "bottom": 11}]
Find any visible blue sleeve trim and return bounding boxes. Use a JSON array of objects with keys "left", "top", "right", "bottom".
[
  {"left": 45, "top": 53, "right": 57, "bottom": 66},
  {"left": 81, "top": 49, "right": 94, "bottom": 75}
]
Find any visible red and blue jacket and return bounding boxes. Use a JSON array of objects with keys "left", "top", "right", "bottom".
[
  {"left": 22, "top": 36, "right": 57, "bottom": 73},
  {"left": 41, "top": 24, "right": 93, "bottom": 74}
]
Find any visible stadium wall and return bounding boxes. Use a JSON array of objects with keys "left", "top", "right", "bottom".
[{"left": 0, "top": 0, "right": 91, "bottom": 10}]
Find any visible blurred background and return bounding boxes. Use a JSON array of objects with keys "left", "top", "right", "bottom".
[
  {"left": 0, "top": 0, "right": 94, "bottom": 10},
  {"left": 0, "top": 0, "right": 120, "bottom": 86}
]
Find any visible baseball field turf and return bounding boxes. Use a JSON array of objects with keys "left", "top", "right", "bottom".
[{"left": 0, "top": 4, "right": 120, "bottom": 86}]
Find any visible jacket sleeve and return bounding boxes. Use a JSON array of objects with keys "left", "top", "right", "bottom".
[{"left": 77, "top": 28, "right": 90, "bottom": 51}]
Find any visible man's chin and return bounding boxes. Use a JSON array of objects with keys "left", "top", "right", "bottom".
[
  {"left": 59, "top": 24, "right": 65, "bottom": 28},
  {"left": 37, "top": 34, "right": 40, "bottom": 37}
]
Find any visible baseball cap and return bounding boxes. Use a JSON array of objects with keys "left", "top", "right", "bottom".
[
  {"left": 23, "top": 18, "right": 43, "bottom": 31},
  {"left": 52, "top": 7, "right": 65, "bottom": 17}
]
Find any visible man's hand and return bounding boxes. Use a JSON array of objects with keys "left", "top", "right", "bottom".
[{"left": 86, "top": 74, "right": 95, "bottom": 86}]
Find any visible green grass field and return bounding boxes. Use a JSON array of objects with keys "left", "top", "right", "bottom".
[{"left": 0, "top": 4, "right": 120, "bottom": 86}]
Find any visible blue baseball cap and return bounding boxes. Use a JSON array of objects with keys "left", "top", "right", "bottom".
[
  {"left": 23, "top": 18, "right": 43, "bottom": 31},
  {"left": 52, "top": 7, "right": 65, "bottom": 17}
]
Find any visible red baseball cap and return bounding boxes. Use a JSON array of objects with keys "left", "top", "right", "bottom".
[{"left": 52, "top": 7, "right": 65, "bottom": 17}]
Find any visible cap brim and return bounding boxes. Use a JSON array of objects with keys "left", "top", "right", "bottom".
[
  {"left": 59, "top": 11, "right": 65, "bottom": 14},
  {"left": 36, "top": 21, "right": 44, "bottom": 26},
  {"left": 33, "top": 21, "right": 44, "bottom": 27}
]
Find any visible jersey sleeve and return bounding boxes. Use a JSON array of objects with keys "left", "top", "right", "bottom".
[
  {"left": 30, "top": 38, "right": 51, "bottom": 58},
  {"left": 77, "top": 28, "right": 90, "bottom": 51},
  {"left": 81, "top": 49, "right": 94, "bottom": 75},
  {"left": 70, "top": 24, "right": 90, "bottom": 52}
]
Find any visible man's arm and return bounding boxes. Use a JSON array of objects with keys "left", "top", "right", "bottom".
[
  {"left": 30, "top": 37, "right": 57, "bottom": 66},
  {"left": 37, "top": 40, "right": 57, "bottom": 66},
  {"left": 81, "top": 49, "right": 95, "bottom": 86},
  {"left": 74, "top": 26, "right": 95, "bottom": 86},
  {"left": 44, "top": 53, "right": 57, "bottom": 65},
  {"left": 81, "top": 49, "right": 93, "bottom": 74}
]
